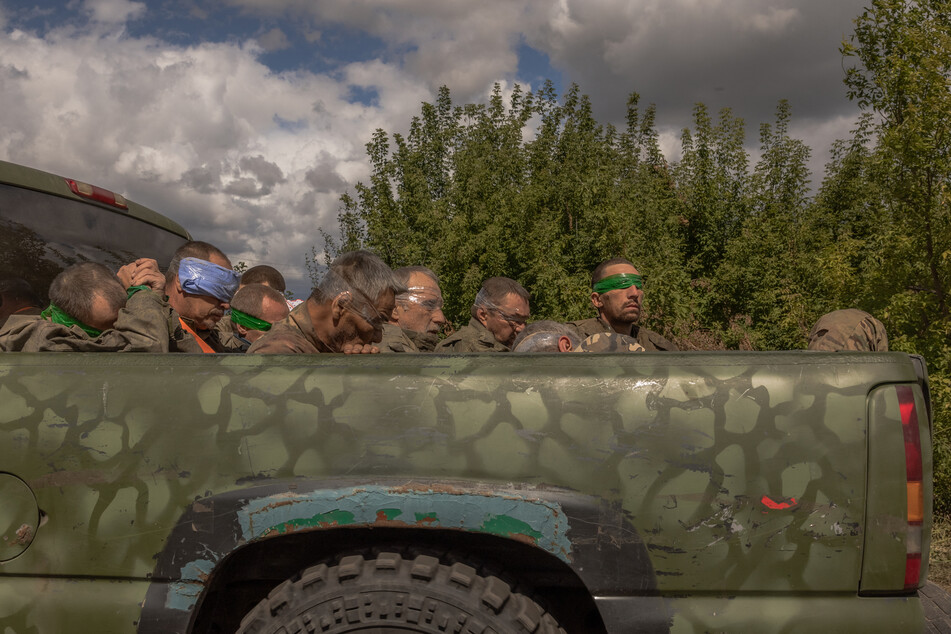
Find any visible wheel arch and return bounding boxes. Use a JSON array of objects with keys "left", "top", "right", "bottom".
[{"left": 137, "top": 479, "right": 661, "bottom": 633}]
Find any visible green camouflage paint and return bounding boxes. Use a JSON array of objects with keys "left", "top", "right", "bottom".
[{"left": 0, "top": 350, "right": 932, "bottom": 632}]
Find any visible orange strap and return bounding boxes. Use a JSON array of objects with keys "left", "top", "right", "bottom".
[{"left": 179, "top": 317, "right": 216, "bottom": 353}]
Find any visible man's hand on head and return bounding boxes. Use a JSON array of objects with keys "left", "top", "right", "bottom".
[
  {"left": 116, "top": 262, "right": 138, "bottom": 289},
  {"left": 131, "top": 259, "right": 166, "bottom": 294}
]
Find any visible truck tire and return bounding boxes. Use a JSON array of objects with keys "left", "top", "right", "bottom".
[{"left": 236, "top": 552, "right": 567, "bottom": 634}]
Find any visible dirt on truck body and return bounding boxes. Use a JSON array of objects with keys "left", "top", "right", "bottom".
[{"left": 0, "top": 160, "right": 936, "bottom": 633}]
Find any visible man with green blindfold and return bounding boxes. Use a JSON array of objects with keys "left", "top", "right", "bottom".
[
  {"left": 0, "top": 260, "right": 172, "bottom": 352},
  {"left": 218, "top": 284, "right": 290, "bottom": 352},
  {"left": 566, "top": 257, "right": 678, "bottom": 352}
]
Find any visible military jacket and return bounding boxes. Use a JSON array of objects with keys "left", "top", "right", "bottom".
[
  {"left": 435, "top": 318, "right": 509, "bottom": 353},
  {"left": 807, "top": 308, "right": 888, "bottom": 352},
  {"left": 566, "top": 316, "right": 679, "bottom": 351},
  {"left": 214, "top": 318, "right": 249, "bottom": 353},
  {"left": 0, "top": 290, "right": 172, "bottom": 353},
  {"left": 407, "top": 329, "right": 440, "bottom": 352},
  {"left": 170, "top": 315, "right": 230, "bottom": 353},
  {"left": 378, "top": 324, "right": 441, "bottom": 353},
  {"left": 379, "top": 323, "right": 419, "bottom": 353},
  {"left": 248, "top": 303, "right": 324, "bottom": 354}
]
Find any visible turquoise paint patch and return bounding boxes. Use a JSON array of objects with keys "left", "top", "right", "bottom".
[
  {"left": 236, "top": 486, "right": 571, "bottom": 562},
  {"left": 166, "top": 558, "right": 215, "bottom": 611},
  {"left": 264, "top": 509, "right": 356, "bottom": 535}
]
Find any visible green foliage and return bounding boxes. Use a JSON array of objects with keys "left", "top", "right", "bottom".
[
  {"left": 322, "top": 82, "right": 697, "bottom": 339},
  {"left": 841, "top": 0, "right": 951, "bottom": 511}
]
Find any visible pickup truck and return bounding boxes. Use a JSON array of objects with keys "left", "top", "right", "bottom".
[{"left": 0, "top": 160, "right": 936, "bottom": 633}]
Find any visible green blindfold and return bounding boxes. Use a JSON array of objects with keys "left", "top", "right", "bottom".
[
  {"left": 41, "top": 303, "right": 102, "bottom": 337},
  {"left": 230, "top": 308, "right": 272, "bottom": 332},
  {"left": 592, "top": 273, "right": 643, "bottom": 294}
]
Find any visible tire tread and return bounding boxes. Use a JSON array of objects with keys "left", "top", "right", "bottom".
[{"left": 235, "top": 552, "right": 567, "bottom": 634}]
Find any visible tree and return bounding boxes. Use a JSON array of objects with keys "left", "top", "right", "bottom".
[
  {"left": 842, "top": 0, "right": 951, "bottom": 513},
  {"left": 842, "top": 0, "right": 951, "bottom": 356}
]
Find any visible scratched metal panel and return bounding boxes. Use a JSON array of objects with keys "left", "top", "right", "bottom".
[{"left": 0, "top": 351, "right": 924, "bottom": 611}]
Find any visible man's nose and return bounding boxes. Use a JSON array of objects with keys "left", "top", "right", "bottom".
[
  {"left": 433, "top": 309, "right": 447, "bottom": 325},
  {"left": 514, "top": 321, "right": 526, "bottom": 334}
]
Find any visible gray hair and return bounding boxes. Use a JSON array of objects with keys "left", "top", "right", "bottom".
[
  {"left": 471, "top": 276, "right": 529, "bottom": 319},
  {"left": 231, "top": 283, "right": 287, "bottom": 319},
  {"left": 311, "top": 250, "right": 407, "bottom": 304},
  {"left": 512, "top": 320, "right": 579, "bottom": 352},
  {"left": 49, "top": 263, "right": 126, "bottom": 325},
  {"left": 393, "top": 266, "right": 439, "bottom": 288},
  {"left": 166, "top": 240, "right": 231, "bottom": 283}
]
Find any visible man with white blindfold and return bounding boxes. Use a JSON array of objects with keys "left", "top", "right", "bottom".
[
  {"left": 165, "top": 241, "right": 240, "bottom": 353},
  {"left": 378, "top": 266, "right": 447, "bottom": 353}
]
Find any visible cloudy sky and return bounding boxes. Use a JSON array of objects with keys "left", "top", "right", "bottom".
[{"left": 0, "top": 0, "right": 869, "bottom": 295}]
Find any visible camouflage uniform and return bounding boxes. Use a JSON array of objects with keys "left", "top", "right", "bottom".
[
  {"left": 378, "top": 324, "right": 441, "bottom": 353},
  {"left": 169, "top": 316, "right": 230, "bottom": 353},
  {"left": 378, "top": 323, "right": 419, "bottom": 353},
  {"left": 214, "top": 318, "right": 249, "bottom": 353},
  {"left": 407, "top": 329, "right": 440, "bottom": 352},
  {"left": 247, "top": 303, "right": 327, "bottom": 354},
  {"left": 0, "top": 290, "right": 172, "bottom": 353},
  {"left": 566, "top": 316, "right": 678, "bottom": 351},
  {"left": 435, "top": 318, "right": 510, "bottom": 353},
  {"left": 807, "top": 309, "right": 889, "bottom": 352},
  {"left": 576, "top": 332, "right": 646, "bottom": 352}
]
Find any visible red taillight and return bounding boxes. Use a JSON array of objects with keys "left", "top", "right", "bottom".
[
  {"left": 65, "top": 179, "right": 128, "bottom": 209},
  {"left": 898, "top": 384, "right": 924, "bottom": 590}
]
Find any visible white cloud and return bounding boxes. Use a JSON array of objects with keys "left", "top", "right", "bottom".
[
  {"left": 0, "top": 15, "right": 429, "bottom": 294},
  {"left": 226, "top": 0, "right": 533, "bottom": 99},
  {"left": 81, "top": 0, "right": 146, "bottom": 25},
  {"left": 0, "top": 0, "right": 874, "bottom": 292}
]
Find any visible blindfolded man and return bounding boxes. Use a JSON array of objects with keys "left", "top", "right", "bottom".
[
  {"left": 165, "top": 241, "right": 240, "bottom": 353},
  {"left": 248, "top": 250, "right": 405, "bottom": 355},
  {"left": 379, "top": 266, "right": 447, "bottom": 353},
  {"left": 566, "top": 258, "right": 678, "bottom": 351},
  {"left": 436, "top": 277, "right": 530, "bottom": 353}
]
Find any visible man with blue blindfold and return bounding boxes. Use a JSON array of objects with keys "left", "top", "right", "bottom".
[
  {"left": 566, "top": 257, "right": 678, "bottom": 352},
  {"left": 165, "top": 241, "right": 240, "bottom": 353}
]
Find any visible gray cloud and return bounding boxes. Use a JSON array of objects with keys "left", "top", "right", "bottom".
[
  {"left": 256, "top": 27, "right": 290, "bottom": 52},
  {"left": 525, "top": 0, "right": 866, "bottom": 131},
  {"left": 0, "top": 0, "right": 877, "bottom": 294}
]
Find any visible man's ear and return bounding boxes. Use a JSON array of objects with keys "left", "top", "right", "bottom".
[
  {"left": 557, "top": 335, "right": 573, "bottom": 353},
  {"left": 235, "top": 323, "right": 249, "bottom": 337},
  {"left": 331, "top": 291, "right": 351, "bottom": 322},
  {"left": 474, "top": 305, "right": 488, "bottom": 326},
  {"left": 590, "top": 292, "right": 603, "bottom": 310}
]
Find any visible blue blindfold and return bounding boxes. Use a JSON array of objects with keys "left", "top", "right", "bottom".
[{"left": 178, "top": 257, "right": 240, "bottom": 303}]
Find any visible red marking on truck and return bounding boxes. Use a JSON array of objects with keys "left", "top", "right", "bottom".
[{"left": 761, "top": 495, "right": 798, "bottom": 510}]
